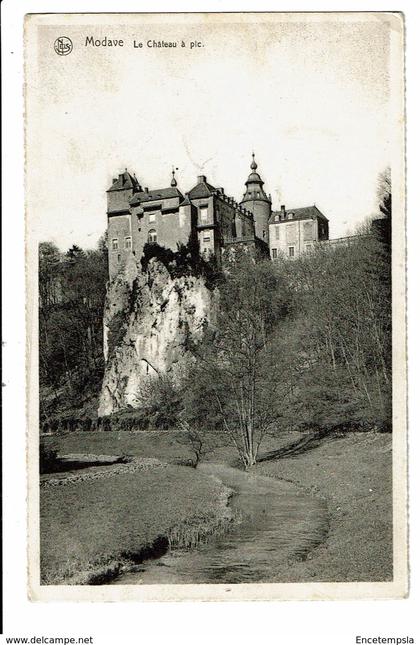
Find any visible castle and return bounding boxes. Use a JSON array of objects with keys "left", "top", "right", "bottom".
[{"left": 106, "top": 154, "right": 330, "bottom": 279}]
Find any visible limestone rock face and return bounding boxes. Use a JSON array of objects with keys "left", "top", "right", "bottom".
[{"left": 98, "top": 258, "right": 217, "bottom": 416}]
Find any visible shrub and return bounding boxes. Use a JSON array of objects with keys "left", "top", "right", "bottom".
[
  {"left": 40, "top": 442, "right": 59, "bottom": 474},
  {"left": 140, "top": 238, "right": 222, "bottom": 290}
]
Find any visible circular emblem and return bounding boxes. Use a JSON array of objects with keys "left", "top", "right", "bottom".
[{"left": 54, "top": 36, "right": 73, "bottom": 56}]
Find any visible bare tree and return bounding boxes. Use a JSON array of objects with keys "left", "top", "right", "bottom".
[
  {"left": 183, "top": 253, "right": 296, "bottom": 469},
  {"left": 175, "top": 420, "right": 219, "bottom": 468}
]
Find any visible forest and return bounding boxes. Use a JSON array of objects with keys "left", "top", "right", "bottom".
[{"left": 39, "top": 236, "right": 108, "bottom": 426}]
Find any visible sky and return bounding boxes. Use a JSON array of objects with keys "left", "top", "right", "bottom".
[{"left": 26, "top": 13, "right": 400, "bottom": 250}]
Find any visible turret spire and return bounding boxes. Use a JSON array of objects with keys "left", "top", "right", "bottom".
[{"left": 240, "top": 152, "right": 272, "bottom": 242}]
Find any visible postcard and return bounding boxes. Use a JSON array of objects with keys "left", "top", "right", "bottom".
[{"left": 25, "top": 11, "right": 406, "bottom": 601}]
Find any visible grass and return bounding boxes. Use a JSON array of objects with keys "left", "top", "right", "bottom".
[
  {"left": 42, "top": 431, "right": 198, "bottom": 464},
  {"left": 255, "top": 432, "right": 393, "bottom": 582},
  {"left": 41, "top": 464, "right": 233, "bottom": 584},
  {"left": 41, "top": 429, "right": 302, "bottom": 466},
  {"left": 41, "top": 429, "right": 392, "bottom": 584}
]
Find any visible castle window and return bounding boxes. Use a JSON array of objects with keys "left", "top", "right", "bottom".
[
  {"left": 112, "top": 238, "right": 119, "bottom": 251},
  {"left": 125, "top": 236, "right": 132, "bottom": 250},
  {"left": 288, "top": 246, "right": 295, "bottom": 257},
  {"left": 272, "top": 248, "right": 278, "bottom": 259},
  {"left": 203, "top": 236, "right": 211, "bottom": 243},
  {"left": 200, "top": 206, "right": 208, "bottom": 222},
  {"left": 148, "top": 229, "right": 157, "bottom": 244},
  {"left": 117, "top": 254, "right": 121, "bottom": 263},
  {"left": 275, "top": 226, "right": 280, "bottom": 240},
  {"left": 149, "top": 212, "right": 156, "bottom": 223}
]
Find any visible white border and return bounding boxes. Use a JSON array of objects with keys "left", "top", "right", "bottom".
[
  {"left": 25, "top": 9, "right": 407, "bottom": 604},
  {"left": 2, "top": 0, "right": 419, "bottom": 642}
]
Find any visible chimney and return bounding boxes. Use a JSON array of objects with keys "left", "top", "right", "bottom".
[
  {"left": 197, "top": 175, "right": 206, "bottom": 183},
  {"left": 144, "top": 187, "right": 149, "bottom": 193},
  {"left": 280, "top": 204, "right": 286, "bottom": 219}
]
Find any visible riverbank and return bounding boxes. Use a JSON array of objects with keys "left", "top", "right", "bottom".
[
  {"left": 113, "top": 462, "right": 329, "bottom": 585},
  {"left": 40, "top": 430, "right": 392, "bottom": 584},
  {"left": 255, "top": 432, "right": 393, "bottom": 582},
  {"left": 40, "top": 460, "right": 234, "bottom": 584}
]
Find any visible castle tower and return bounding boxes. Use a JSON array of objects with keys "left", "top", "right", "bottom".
[
  {"left": 106, "top": 169, "right": 141, "bottom": 279},
  {"left": 240, "top": 153, "right": 271, "bottom": 243},
  {"left": 107, "top": 169, "right": 141, "bottom": 215}
]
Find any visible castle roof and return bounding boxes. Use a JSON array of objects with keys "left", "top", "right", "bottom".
[
  {"left": 107, "top": 171, "right": 140, "bottom": 192},
  {"left": 245, "top": 172, "right": 263, "bottom": 184},
  {"left": 268, "top": 205, "right": 329, "bottom": 225},
  {"left": 129, "top": 186, "right": 183, "bottom": 206},
  {"left": 241, "top": 154, "right": 271, "bottom": 205},
  {"left": 244, "top": 154, "right": 264, "bottom": 186},
  {"left": 188, "top": 176, "right": 217, "bottom": 200}
]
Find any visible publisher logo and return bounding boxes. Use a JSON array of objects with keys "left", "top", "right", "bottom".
[{"left": 54, "top": 36, "right": 73, "bottom": 56}]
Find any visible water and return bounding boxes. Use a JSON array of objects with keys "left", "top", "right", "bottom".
[{"left": 112, "top": 463, "right": 329, "bottom": 584}]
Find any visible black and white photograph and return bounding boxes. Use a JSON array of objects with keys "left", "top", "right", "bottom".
[{"left": 24, "top": 11, "right": 406, "bottom": 602}]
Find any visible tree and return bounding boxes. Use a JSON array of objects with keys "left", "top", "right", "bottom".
[
  {"left": 39, "top": 242, "right": 62, "bottom": 309},
  {"left": 286, "top": 229, "right": 392, "bottom": 430},
  {"left": 183, "top": 253, "right": 296, "bottom": 468},
  {"left": 134, "top": 373, "right": 183, "bottom": 430},
  {"left": 377, "top": 166, "right": 391, "bottom": 220},
  {"left": 176, "top": 421, "right": 217, "bottom": 468},
  {"left": 39, "top": 237, "right": 108, "bottom": 423},
  {"left": 97, "top": 231, "right": 108, "bottom": 258}
]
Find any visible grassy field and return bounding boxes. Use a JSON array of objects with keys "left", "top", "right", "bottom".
[
  {"left": 42, "top": 431, "right": 191, "bottom": 463},
  {"left": 41, "top": 430, "right": 393, "bottom": 584},
  {"left": 255, "top": 432, "right": 393, "bottom": 582},
  {"left": 41, "top": 429, "right": 300, "bottom": 466},
  {"left": 41, "top": 463, "right": 233, "bottom": 584}
]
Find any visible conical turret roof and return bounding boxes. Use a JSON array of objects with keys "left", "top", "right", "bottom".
[
  {"left": 245, "top": 153, "right": 263, "bottom": 185},
  {"left": 241, "top": 153, "right": 270, "bottom": 203}
]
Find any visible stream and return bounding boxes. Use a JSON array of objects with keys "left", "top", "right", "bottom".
[{"left": 112, "top": 463, "right": 329, "bottom": 584}]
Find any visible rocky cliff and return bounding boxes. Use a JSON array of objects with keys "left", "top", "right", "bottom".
[{"left": 98, "top": 257, "right": 217, "bottom": 416}]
